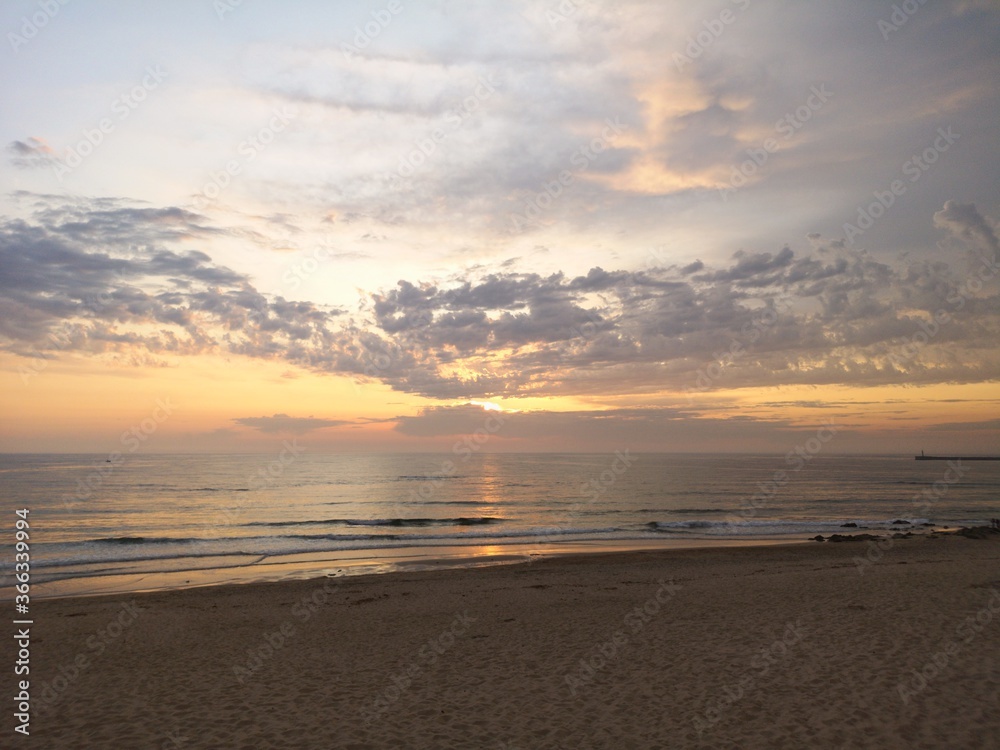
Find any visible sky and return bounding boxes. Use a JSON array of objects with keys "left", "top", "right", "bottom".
[{"left": 1, "top": 0, "right": 998, "bottom": 454}]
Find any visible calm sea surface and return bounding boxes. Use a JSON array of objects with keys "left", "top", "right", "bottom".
[{"left": 2, "top": 453, "right": 998, "bottom": 595}]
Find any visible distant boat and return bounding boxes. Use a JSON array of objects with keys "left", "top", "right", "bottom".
[{"left": 915, "top": 450, "right": 1000, "bottom": 461}]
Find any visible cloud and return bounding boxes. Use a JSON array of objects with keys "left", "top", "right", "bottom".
[
  {"left": 3, "top": 196, "right": 997, "bottom": 401},
  {"left": 680, "top": 260, "right": 704, "bottom": 275},
  {"left": 926, "top": 418, "right": 1000, "bottom": 432},
  {"left": 0, "top": 196, "right": 343, "bottom": 363},
  {"left": 933, "top": 200, "right": 999, "bottom": 255},
  {"left": 6, "top": 138, "right": 56, "bottom": 169},
  {"left": 391, "top": 403, "right": 847, "bottom": 452},
  {"left": 694, "top": 247, "right": 796, "bottom": 285},
  {"left": 352, "top": 202, "right": 999, "bottom": 398},
  {"left": 233, "top": 414, "right": 349, "bottom": 433}
]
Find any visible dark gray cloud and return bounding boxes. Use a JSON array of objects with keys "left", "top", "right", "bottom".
[
  {"left": 3, "top": 196, "right": 997, "bottom": 401},
  {"left": 933, "top": 200, "right": 999, "bottom": 255},
  {"left": 0, "top": 198, "right": 344, "bottom": 363},
  {"left": 31, "top": 202, "right": 225, "bottom": 247},
  {"left": 354, "top": 202, "right": 998, "bottom": 398}
]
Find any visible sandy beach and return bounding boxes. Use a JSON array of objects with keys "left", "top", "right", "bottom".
[{"left": 19, "top": 533, "right": 1000, "bottom": 749}]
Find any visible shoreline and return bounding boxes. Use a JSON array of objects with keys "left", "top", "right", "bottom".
[
  {"left": 18, "top": 536, "right": 817, "bottom": 601},
  {"left": 24, "top": 533, "right": 1000, "bottom": 748},
  {"left": 14, "top": 523, "right": 981, "bottom": 602}
]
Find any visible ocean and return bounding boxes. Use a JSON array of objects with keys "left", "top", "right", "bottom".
[{"left": 2, "top": 452, "right": 998, "bottom": 597}]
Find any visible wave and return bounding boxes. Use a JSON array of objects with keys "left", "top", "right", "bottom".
[
  {"left": 14, "top": 515, "right": 987, "bottom": 585},
  {"left": 347, "top": 517, "right": 502, "bottom": 527},
  {"left": 94, "top": 536, "right": 194, "bottom": 545},
  {"left": 646, "top": 517, "right": 932, "bottom": 535},
  {"left": 402, "top": 500, "right": 486, "bottom": 506},
  {"left": 245, "top": 517, "right": 504, "bottom": 528},
  {"left": 18, "top": 526, "right": 627, "bottom": 575},
  {"left": 890, "top": 480, "right": 997, "bottom": 488},
  {"left": 395, "top": 475, "right": 460, "bottom": 481},
  {"left": 117, "top": 485, "right": 252, "bottom": 492},
  {"left": 598, "top": 508, "right": 731, "bottom": 515},
  {"left": 282, "top": 527, "right": 618, "bottom": 542}
]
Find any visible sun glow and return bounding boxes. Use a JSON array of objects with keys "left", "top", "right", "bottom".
[{"left": 468, "top": 400, "right": 503, "bottom": 412}]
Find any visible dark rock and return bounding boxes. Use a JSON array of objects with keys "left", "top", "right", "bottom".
[
  {"left": 955, "top": 526, "right": 1000, "bottom": 540},
  {"left": 827, "top": 533, "right": 881, "bottom": 543},
  {"left": 841, "top": 522, "right": 858, "bottom": 528},
  {"left": 812, "top": 535, "right": 825, "bottom": 542},
  {"left": 891, "top": 519, "right": 911, "bottom": 525}
]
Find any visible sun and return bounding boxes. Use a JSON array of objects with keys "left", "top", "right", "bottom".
[{"left": 468, "top": 400, "right": 503, "bottom": 412}]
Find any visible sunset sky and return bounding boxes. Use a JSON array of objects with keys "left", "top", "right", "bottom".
[{"left": 1, "top": 0, "right": 998, "bottom": 454}]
